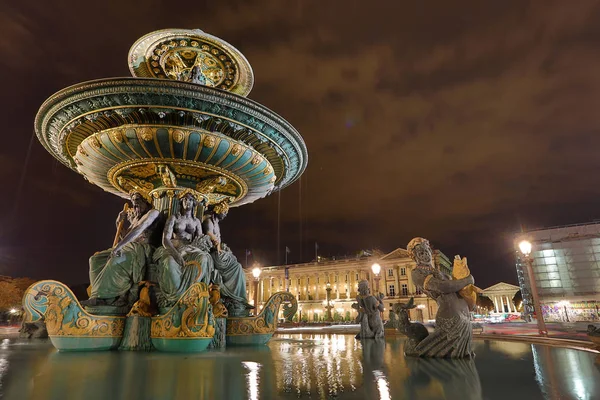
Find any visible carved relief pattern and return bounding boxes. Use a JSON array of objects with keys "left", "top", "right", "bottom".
[
  {"left": 22, "top": 280, "right": 125, "bottom": 337},
  {"left": 226, "top": 292, "right": 297, "bottom": 336},
  {"left": 151, "top": 283, "right": 215, "bottom": 338}
]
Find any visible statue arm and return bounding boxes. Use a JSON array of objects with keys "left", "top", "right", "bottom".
[
  {"left": 113, "top": 209, "right": 160, "bottom": 252},
  {"left": 425, "top": 275, "right": 474, "bottom": 294},
  {"left": 162, "top": 216, "right": 184, "bottom": 266},
  {"left": 202, "top": 218, "right": 221, "bottom": 251}
]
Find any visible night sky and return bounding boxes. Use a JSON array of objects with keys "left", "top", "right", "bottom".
[{"left": 2, "top": 0, "right": 600, "bottom": 288}]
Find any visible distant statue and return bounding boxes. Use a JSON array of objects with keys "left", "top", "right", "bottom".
[
  {"left": 393, "top": 298, "right": 430, "bottom": 351},
  {"left": 83, "top": 191, "right": 162, "bottom": 308},
  {"left": 405, "top": 237, "right": 475, "bottom": 358},
  {"left": 354, "top": 280, "right": 384, "bottom": 339},
  {"left": 202, "top": 200, "right": 252, "bottom": 316},
  {"left": 153, "top": 190, "right": 213, "bottom": 308}
]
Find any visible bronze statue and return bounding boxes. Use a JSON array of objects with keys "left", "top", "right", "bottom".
[
  {"left": 203, "top": 201, "right": 252, "bottom": 316},
  {"left": 405, "top": 237, "right": 475, "bottom": 358},
  {"left": 83, "top": 191, "right": 162, "bottom": 308},
  {"left": 354, "top": 280, "right": 384, "bottom": 339},
  {"left": 393, "top": 298, "right": 430, "bottom": 351},
  {"left": 153, "top": 190, "right": 213, "bottom": 308}
]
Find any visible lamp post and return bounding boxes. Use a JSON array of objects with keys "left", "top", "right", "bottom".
[
  {"left": 518, "top": 240, "right": 548, "bottom": 336},
  {"left": 252, "top": 266, "right": 261, "bottom": 315},
  {"left": 325, "top": 283, "right": 333, "bottom": 322},
  {"left": 371, "top": 263, "right": 381, "bottom": 295}
]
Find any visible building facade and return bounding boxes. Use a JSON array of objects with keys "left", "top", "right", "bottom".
[
  {"left": 515, "top": 222, "right": 600, "bottom": 322},
  {"left": 245, "top": 248, "right": 453, "bottom": 323}
]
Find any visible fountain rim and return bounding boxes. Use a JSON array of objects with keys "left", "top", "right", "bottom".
[{"left": 34, "top": 76, "right": 308, "bottom": 192}]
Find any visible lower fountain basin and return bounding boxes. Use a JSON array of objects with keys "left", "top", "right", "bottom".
[{"left": 1, "top": 333, "right": 598, "bottom": 399}]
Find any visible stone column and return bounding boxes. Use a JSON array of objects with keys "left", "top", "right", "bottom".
[
  {"left": 493, "top": 296, "right": 499, "bottom": 313},
  {"left": 498, "top": 296, "right": 505, "bottom": 313}
]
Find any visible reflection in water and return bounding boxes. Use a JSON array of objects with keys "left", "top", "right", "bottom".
[
  {"left": 242, "top": 361, "right": 261, "bottom": 400},
  {"left": 532, "top": 344, "right": 600, "bottom": 400},
  {"left": 405, "top": 357, "right": 482, "bottom": 400},
  {"left": 0, "top": 335, "right": 599, "bottom": 399}
]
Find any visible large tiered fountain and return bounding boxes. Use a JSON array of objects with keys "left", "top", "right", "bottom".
[{"left": 22, "top": 28, "right": 305, "bottom": 352}]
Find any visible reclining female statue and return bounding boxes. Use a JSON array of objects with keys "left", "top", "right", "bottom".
[
  {"left": 405, "top": 237, "right": 475, "bottom": 358},
  {"left": 83, "top": 191, "right": 162, "bottom": 308},
  {"left": 203, "top": 201, "right": 252, "bottom": 316},
  {"left": 154, "top": 190, "right": 213, "bottom": 308}
]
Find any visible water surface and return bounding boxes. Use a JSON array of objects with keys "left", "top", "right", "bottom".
[{"left": 0, "top": 334, "right": 598, "bottom": 399}]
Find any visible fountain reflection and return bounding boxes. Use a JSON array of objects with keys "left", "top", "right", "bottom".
[{"left": 404, "top": 357, "right": 482, "bottom": 400}]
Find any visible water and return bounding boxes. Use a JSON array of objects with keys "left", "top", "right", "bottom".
[{"left": 0, "top": 334, "right": 598, "bottom": 399}]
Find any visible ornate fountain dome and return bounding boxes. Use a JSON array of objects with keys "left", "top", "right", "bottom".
[{"left": 35, "top": 28, "right": 307, "bottom": 208}]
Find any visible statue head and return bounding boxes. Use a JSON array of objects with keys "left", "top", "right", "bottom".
[
  {"left": 358, "top": 280, "right": 370, "bottom": 296},
  {"left": 212, "top": 200, "right": 230, "bottom": 220},
  {"left": 129, "top": 190, "right": 153, "bottom": 216},
  {"left": 177, "top": 189, "right": 203, "bottom": 215},
  {"left": 407, "top": 237, "right": 433, "bottom": 267}
]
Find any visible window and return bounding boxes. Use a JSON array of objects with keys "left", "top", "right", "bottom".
[
  {"left": 307, "top": 277, "right": 310, "bottom": 284},
  {"left": 400, "top": 267, "right": 406, "bottom": 276},
  {"left": 389, "top": 285, "right": 396, "bottom": 296},
  {"left": 388, "top": 269, "right": 394, "bottom": 277},
  {"left": 334, "top": 275, "right": 338, "bottom": 283},
  {"left": 317, "top": 276, "right": 320, "bottom": 284},
  {"left": 415, "top": 287, "right": 422, "bottom": 295},
  {"left": 297, "top": 278, "right": 301, "bottom": 285},
  {"left": 356, "top": 273, "right": 359, "bottom": 280},
  {"left": 401, "top": 284, "right": 408, "bottom": 296},
  {"left": 345, "top": 274, "right": 348, "bottom": 282}
]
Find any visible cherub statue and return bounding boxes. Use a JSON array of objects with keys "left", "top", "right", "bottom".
[{"left": 355, "top": 280, "right": 384, "bottom": 339}]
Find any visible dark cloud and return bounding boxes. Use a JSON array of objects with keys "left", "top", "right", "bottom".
[{"left": 1, "top": 0, "right": 600, "bottom": 287}]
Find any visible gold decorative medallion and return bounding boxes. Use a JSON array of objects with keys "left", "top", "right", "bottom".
[
  {"left": 172, "top": 129, "right": 186, "bottom": 143},
  {"left": 204, "top": 135, "right": 216, "bottom": 148},
  {"left": 90, "top": 136, "right": 102, "bottom": 149},
  {"left": 110, "top": 129, "right": 124, "bottom": 143},
  {"left": 138, "top": 127, "right": 154, "bottom": 141},
  {"left": 231, "top": 144, "right": 242, "bottom": 156},
  {"left": 251, "top": 155, "right": 262, "bottom": 165}
]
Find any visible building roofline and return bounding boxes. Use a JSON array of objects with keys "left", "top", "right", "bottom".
[{"left": 517, "top": 220, "right": 600, "bottom": 234}]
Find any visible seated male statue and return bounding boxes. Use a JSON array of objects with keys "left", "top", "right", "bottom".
[
  {"left": 203, "top": 200, "right": 253, "bottom": 316},
  {"left": 82, "top": 191, "right": 162, "bottom": 308}
]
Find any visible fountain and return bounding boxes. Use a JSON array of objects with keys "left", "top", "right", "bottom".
[{"left": 22, "top": 28, "right": 303, "bottom": 352}]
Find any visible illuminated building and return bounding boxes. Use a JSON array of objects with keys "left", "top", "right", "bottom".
[
  {"left": 245, "top": 247, "right": 453, "bottom": 322},
  {"left": 515, "top": 222, "right": 600, "bottom": 322}
]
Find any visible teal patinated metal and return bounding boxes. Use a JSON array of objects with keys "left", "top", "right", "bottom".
[{"left": 26, "top": 28, "right": 304, "bottom": 352}]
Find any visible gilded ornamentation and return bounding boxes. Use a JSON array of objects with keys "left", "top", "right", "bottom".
[
  {"left": 177, "top": 188, "right": 204, "bottom": 202},
  {"left": 90, "top": 136, "right": 102, "bottom": 149},
  {"left": 138, "top": 127, "right": 154, "bottom": 141},
  {"left": 151, "top": 282, "right": 215, "bottom": 338},
  {"left": 251, "top": 155, "right": 262, "bottom": 165},
  {"left": 117, "top": 176, "right": 154, "bottom": 193},
  {"left": 231, "top": 144, "right": 242, "bottom": 156},
  {"left": 22, "top": 280, "right": 125, "bottom": 337},
  {"left": 111, "top": 129, "right": 124, "bottom": 143},
  {"left": 204, "top": 135, "right": 216, "bottom": 148},
  {"left": 212, "top": 200, "right": 230, "bottom": 215},
  {"left": 172, "top": 129, "right": 186, "bottom": 143},
  {"left": 156, "top": 164, "right": 178, "bottom": 188},
  {"left": 77, "top": 145, "right": 88, "bottom": 157},
  {"left": 263, "top": 166, "right": 273, "bottom": 175},
  {"left": 269, "top": 176, "right": 277, "bottom": 183},
  {"left": 195, "top": 176, "right": 227, "bottom": 194},
  {"left": 209, "top": 284, "right": 228, "bottom": 318},
  {"left": 226, "top": 291, "right": 296, "bottom": 336}
]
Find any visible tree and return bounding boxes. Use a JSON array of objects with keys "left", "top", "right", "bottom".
[
  {"left": 476, "top": 295, "right": 494, "bottom": 312},
  {"left": 0, "top": 281, "right": 23, "bottom": 311}
]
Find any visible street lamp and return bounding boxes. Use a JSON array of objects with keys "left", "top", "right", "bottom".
[
  {"left": 371, "top": 263, "right": 381, "bottom": 295},
  {"left": 518, "top": 240, "right": 548, "bottom": 336},
  {"left": 9, "top": 308, "right": 18, "bottom": 315},
  {"left": 252, "top": 266, "right": 261, "bottom": 315},
  {"left": 325, "top": 282, "right": 333, "bottom": 322}
]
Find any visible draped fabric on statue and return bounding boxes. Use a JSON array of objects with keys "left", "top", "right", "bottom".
[
  {"left": 153, "top": 243, "right": 213, "bottom": 307},
  {"left": 407, "top": 268, "right": 474, "bottom": 358},
  {"left": 89, "top": 242, "right": 152, "bottom": 299},
  {"left": 210, "top": 244, "right": 248, "bottom": 303}
]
